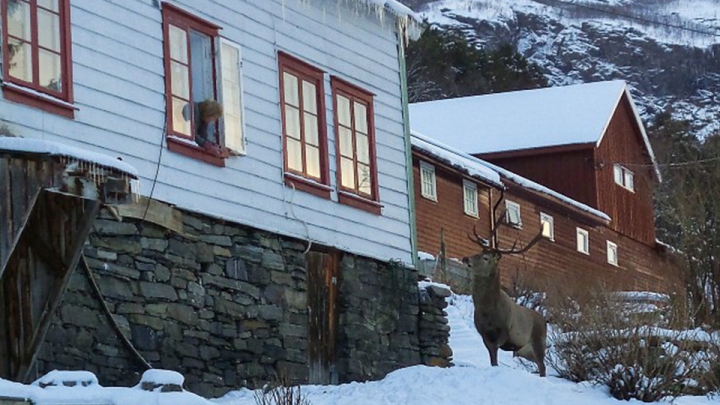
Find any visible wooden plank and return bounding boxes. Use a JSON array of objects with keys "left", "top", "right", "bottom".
[
  {"left": 115, "top": 197, "right": 183, "bottom": 234},
  {"left": 0, "top": 263, "right": 8, "bottom": 378},
  {"left": 20, "top": 193, "right": 101, "bottom": 382},
  {"left": 307, "top": 250, "right": 339, "bottom": 385},
  {"left": 0, "top": 157, "right": 10, "bottom": 277},
  {"left": 1, "top": 159, "right": 42, "bottom": 279},
  {"left": 5, "top": 255, "right": 21, "bottom": 379}
]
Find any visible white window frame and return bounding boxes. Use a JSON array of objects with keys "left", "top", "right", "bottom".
[
  {"left": 420, "top": 162, "right": 437, "bottom": 201},
  {"left": 607, "top": 241, "right": 618, "bottom": 266},
  {"left": 613, "top": 164, "right": 634, "bottom": 192},
  {"left": 463, "top": 180, "right": 479, "bottom": 217},
  {"left": 505, "top": 200, "right": 522, "bottom": 228},
  {"left": 218, "top": 38, "right": 246, "bottom": 155},
  {"left": 576, "top": 228, "right": 589, "bottom": 255},
  {"left": 540, "top": 213, "right": 554, "bottom": 241}
]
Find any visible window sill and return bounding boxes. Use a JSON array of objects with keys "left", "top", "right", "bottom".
[
  {"left": 284, "top": 173, "right": 331, "bottom": 199},
  {"left": 2, "top": 82, "right": 76, "bottom": 119},
  {"left": 420, "top": 194, "right": 437, "bottom": 203},
  {"left": 338, "top": 191, "right": 382, "bottom": 215},
  {"left": 167, "top": 137, "right": 225, "bottom": 167},
  {"left": 464, "top": 211, "right": 479, "bottom": 218}
]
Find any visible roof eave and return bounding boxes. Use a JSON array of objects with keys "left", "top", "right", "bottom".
[{"left": 595, "top": 84, "right": 662, "bottom": 183}]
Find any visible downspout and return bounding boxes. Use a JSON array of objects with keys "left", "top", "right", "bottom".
[{"left": 396, "top": 29, "right": 419, "bottom": 269}]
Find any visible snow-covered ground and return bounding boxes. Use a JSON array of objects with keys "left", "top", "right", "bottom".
[
  {"left": 2, "top": 293, "right": 718, "bottom": 404},
  {"left": 215, "top": 294, "right": 720, "bottom": 405}
]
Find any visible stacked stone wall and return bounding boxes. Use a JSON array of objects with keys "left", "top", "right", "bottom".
[{"left": 36, "top": 206, "right": 450, "bottom": 397}]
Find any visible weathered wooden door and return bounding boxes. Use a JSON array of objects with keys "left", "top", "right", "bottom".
[{"left": 306, "top": 250, "right": 339, "bottom": 385}]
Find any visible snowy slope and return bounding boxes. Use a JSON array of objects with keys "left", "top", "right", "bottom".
[
  {"left": 2, "top": 293, "right": 718, "bottom": 404},
  {"left": 405, "top": 0, "right": 720, "bottom": 139},
  {"left": 214, "top": 294, "right": 720, "bottom": 405}
]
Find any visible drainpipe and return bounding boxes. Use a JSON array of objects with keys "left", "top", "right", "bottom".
[{"left": 396, "top": 30, "right": 419, "bottom": 269}]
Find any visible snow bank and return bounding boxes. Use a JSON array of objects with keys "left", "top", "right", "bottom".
[{"left": 0, "top": 369, "right": 211, "bottom": 405}]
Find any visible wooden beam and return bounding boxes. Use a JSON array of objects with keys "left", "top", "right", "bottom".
[
  {"left": 0, "top": 167, "right": 43, "bottom": 279},
  {"left": 115, "top": 197, "right": 184, "bottom": 235},
  {"left": 18, "top": 193, "right": 100, "bottom": 382}
]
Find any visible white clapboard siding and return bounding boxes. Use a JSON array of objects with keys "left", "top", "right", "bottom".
[{"left": 0, "top": 0, "right": 414, "bottom": 264}]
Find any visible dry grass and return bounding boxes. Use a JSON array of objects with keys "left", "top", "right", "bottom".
[{"left": 254, "top": 378, "right": 312, "bottom": 405}]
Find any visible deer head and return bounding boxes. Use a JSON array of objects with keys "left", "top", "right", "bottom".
[{"left": 463, "top": 190, "right": 544, "bottom": 278}]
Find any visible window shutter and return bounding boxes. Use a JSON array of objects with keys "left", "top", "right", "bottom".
[{"left": 220, "top": 40, "right": 245, "bottom": 154}]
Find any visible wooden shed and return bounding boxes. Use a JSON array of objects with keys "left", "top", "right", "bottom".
[{"left": 0, "top": 137, "right": 137, "bottom": 382}]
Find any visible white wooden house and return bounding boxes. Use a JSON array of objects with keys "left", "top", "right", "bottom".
[
  {"left": 1, "top": 0, "right": 420, "bottom": 264},
  {"left": 1, "top": 0, "right": 426, "bottom": 396}
]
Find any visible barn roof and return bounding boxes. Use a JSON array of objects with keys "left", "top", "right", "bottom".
[{"left": 409, "top": 80, "right": 660, "bottom": 180}]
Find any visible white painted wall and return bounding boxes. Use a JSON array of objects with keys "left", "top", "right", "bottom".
[{"left": 0, "top": 0, "right": 414, "bottom": 264}]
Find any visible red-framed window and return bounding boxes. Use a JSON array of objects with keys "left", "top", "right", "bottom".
[
  {"left": 161, "top": 3, "right": 245, "bottom": 167},
  {"left": 331, "top": 77, "right": 380, "bottom": 214},
  {"left": 1, "top": 0, "right": 74, "bottom": 117},
  {"left": 278, "top": 52, "right": 330, "bottom": 199}
]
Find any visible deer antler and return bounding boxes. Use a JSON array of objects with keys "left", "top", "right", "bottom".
[
  {"left": 496, "top": 230, "right": 544, "bottom": 255},
  {"left": 467, "top": 224, "right": 490, "bottom": 247}
]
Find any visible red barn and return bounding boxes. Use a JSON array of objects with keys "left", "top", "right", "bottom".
[{"left": 410, "top": 81, "right": 678, "bottom": 293}]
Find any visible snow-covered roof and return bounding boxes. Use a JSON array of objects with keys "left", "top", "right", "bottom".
[
  {"left": 412, "top": 131, "right": 610, "bottom": 222},
  {"left": 409, "top": 81, "right": 661, "bottom": 180},
  {"left": 411, "top": 131, "right": 502, "bottom": 187},
  {"left": 0, "top": 137, "right": 138, "bottom": 178}
]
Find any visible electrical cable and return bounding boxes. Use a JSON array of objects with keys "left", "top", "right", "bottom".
[
  {"left": 283, "top": 182, "right": 313, "bottom": 254},
  {"left": 80, "top": 254, "right": 153, "bottom": 371}
]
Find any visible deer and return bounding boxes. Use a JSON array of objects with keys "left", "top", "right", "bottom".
[{"left": 463, "top": 192, "right": 547, "bottom": 376}]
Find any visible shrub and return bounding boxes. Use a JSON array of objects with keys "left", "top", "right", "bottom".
[
  {"left": 254, "top": 381, "right": 312, "bottom": 405},
  {"left": 547, "top": 287, "right": 720, "bottom": 402}
]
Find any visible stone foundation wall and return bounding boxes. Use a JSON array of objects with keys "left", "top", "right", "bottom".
[
  {"left": 35, "top": 205, "right": 448, "bottom": 397},
  {"left": 418, "top": 283, "right": 453, "bottom": 367},
  {"left": 336, "top": 257, "right": 421, "bottom": 382}
]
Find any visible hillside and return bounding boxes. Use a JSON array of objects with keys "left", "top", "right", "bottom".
[{"left": 402, "top": 0, "right": 720, "bottom": 138}]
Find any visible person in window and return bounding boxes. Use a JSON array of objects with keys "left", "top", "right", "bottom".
[{"left": 195, "top": 99, "right": 230, "bottom": 158}]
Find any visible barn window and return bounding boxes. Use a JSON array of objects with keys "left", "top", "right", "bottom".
[
  {"left": 505, "top": 200, "right": 521, "bottom": 227},
  {"left": 613, "top": 164, "right": 634, "bottom": 192},
  {"left": 1, "top": 0, "right": 74, "bottom": 117},
  {"left": 332, "top": 77, "right": 380, "bottom": 214},
  {"left": 162, "top": 3, "right": 245, "bottom": 166},
  {"left": 540, "top": 213, "right": 554, "bottom": 240},
  {"left": 607, "top": 241, "right": 618, "bottom": 266},
  {"left": 463, "top": 180, "right": 478, "bottom": 217},
  {"left": 278, "top": 52, "right": 331, "bottom": 198},
  {"left": 576, "top": 228, "right": 589, "bottom": 255},
  {"left": 420, "top": 162, "right": 437, "bottom": 201}
]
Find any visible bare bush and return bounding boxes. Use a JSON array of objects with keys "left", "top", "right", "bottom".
[
  {"left": 547, "top": 288, "right": 720, "bottom": 401},
  {"left": 254, "top": 381, "right": 312, "bottom": 405}
]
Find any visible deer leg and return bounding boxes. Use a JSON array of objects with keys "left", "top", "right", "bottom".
[
  {"left": 532, "top": 338, "right": 546, "bottom": 377},
  {"left": 482, "top": 335, "right": 499, "bottom": 367},
  {"left": 515, "top": 344, "right": 536, "bottom": 362}
]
